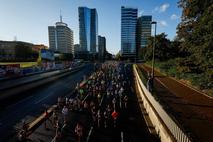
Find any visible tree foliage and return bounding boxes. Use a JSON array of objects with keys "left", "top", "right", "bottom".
[
  {"left": 15, "top": 43, "right": 38, "bottom": 61},
  {"left": 139, "top": 33, "right": 178, "bottom": 61},
  {"left": 139, "top": 0, "right": 213, "bottom": 90},
  {"left": 177, "top": 0, "right": 213, "bottom": 89}
]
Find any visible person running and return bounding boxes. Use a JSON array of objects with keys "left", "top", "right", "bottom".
[
  {"left": 112, "top": 97, "right": 116, "bottom": 110},
  {"left": 44, "top": 108, "right": 52, "bottom": 130},
  {"left": 111, "top": 110, "right": 119, "bottom": 128},
  {"left": 123, "top": 95, "right": 128, "bottom": 109},
  {"left": 52, "top": 109, "right": 58, "bottom": 128},
  {"left": 103, "top": 111, "right": 108, "bottom": 128},
  {"left": 62, "top": 105, "right": 69, "bottom": 125},
  {"left": 75, "top": 122, "right": 83, "bottom": 142},
  {"left": 96, "top": 110, "right": 102, "bottom": 128}
]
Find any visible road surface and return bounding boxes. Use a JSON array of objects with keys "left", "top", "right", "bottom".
[
  {"left": 0, "top": 64, "right": 94, "bottom": 142},
  {"left": 22, "top": 63, "right": 159, "bottom": 142}
]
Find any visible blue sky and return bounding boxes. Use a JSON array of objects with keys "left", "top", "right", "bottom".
[{"left": 0, "top": 0, "right": 181, "bottom": 54}]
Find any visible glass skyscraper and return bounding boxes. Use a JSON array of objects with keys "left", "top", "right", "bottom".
[
  {"left": 79, "top": 7, "right": 98, "bottom": 54},
  {"left": 138, "top": 16, "right": 152, "bottom": 48},
  {"left": 48, "top": 17, "right": 73, "bottom": 54},
  {"left": 121, "top": 6, "right": 138, "bottom": 58},
  {"left": 98, "top": 35, "right": 106, "bottom": 61}
]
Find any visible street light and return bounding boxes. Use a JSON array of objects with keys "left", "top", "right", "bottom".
[{"left": 151, "top": 21, "right": 157, "bottom": 87}]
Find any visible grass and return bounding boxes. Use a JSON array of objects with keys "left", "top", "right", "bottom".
[{"left": 145, "top": 59, "right": 213, "bottom": 96}]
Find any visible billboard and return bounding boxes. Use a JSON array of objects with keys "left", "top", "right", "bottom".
[{"left": 41, "top": 49, "right": 54, "bottom": 61}]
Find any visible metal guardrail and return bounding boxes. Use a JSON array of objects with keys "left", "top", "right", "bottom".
[{"left": 134, "top": 64, "right": 192, "bottom": 142}]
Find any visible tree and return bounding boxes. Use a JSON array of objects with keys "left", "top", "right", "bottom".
[
  {"left": 15, "top": 43, "right": 38, "bottom": 61},
  {"left": 177, "top": 0, "right": 213, "bottom": 89},
  {"left": 139, "top": 33, "right": 172, "bottom": 61}
]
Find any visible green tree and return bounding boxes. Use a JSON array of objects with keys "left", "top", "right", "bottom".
[
  {"left": 177, "top": 0, "right": 213, "bottom": 89},
  {"left": 15, "top": 43, "right": 38, "bottom": 61},
  {"left": 139, "top": 33, "right": 172, "bottom": 61}
]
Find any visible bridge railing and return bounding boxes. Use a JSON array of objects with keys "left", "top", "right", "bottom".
[{"left": 134, "top": 64, "right": 192, "bottom": 142}]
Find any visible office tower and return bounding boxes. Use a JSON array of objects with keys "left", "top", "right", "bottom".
[
  {"left": 48, "top": 16, "right": 73, "bottom": 54},
  {"left": 121, "top": 6, "right": 138, "bottom": 59},
  {"left": 98, "top": 35, "right": 106, "bottom": 61},
  {"left": 74, "top": 44, "right": 80, "bottom": 54},
  {"left": 137, "top": 16, "right": 152, "bottom": 48},
  {"left": 79, "top": 7, "right": 98, "bottom": 54}
]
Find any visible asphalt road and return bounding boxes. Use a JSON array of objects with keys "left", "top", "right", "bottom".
[
  {"left": 0, "top": 69, "right": 67, "bottom": 90},
  {"left": 88, "top": 64, "right": 159, "bottom": 142},
  {"left": 0, "top": 64, "right": 94, "bottom": 142},
  {"left": 138, "top": 64, "right": 213, "bottom": 142},
  {"left": 21, "top": 63, "right": 159, "bottom": 142}
]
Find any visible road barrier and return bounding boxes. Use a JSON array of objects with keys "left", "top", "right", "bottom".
[
  {"left": 27, "top": 105, "right": 57, "bottom": 134},
  {"left": 16, "top": 65, "right": 89, "bottom": 140},
  {"left": 0, "top": 64, "right": 86, "bottom": 102},
  {"left": 23, "top": 68, "right": 91, "bottom": 138},
  {"left": 134, "top": 64, "right": 192, "bottom": 142}
]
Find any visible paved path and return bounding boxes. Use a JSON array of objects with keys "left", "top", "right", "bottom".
[{"left": 138, "top": 64, "right": 213, "bottom": 142}]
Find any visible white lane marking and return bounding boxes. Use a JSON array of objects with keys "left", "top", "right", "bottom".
[
  {"left": 34, "top": 92, "right": 54, "bottom": 104},
  {"left": 121, "top": 131, "right": 124, "bottom": 142},
  {"left": 86, "top": 126, "right": 93, "bottom": 142},
  {"left": 6, "top": 96, "right": 34, "bottom": 110}
]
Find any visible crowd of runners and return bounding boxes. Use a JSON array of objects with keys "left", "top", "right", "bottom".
[{"left": 18, "top": 61, "right": 132, "bottom": 142}]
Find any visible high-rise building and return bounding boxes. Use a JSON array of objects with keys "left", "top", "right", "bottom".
[
  {"left": 48, "top": 16, "right": 73, "bottom": 54},
  {"left": 98, "top": 35, "right": 106, "bottom": 61},
  {"left": 74, "top": 44, "right": 80, "bottom": 54},
  {"left": 137, "top": 16, "right": 152, "bottom": 48},
  {"left": 121, "top": 6, "right": 138, "bottom": 59},
  {"left": 79, "top": 7, "right": 98, "bottom": 54}
]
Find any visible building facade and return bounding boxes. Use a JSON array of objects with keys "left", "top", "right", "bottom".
[
  {"left": 48, "top": 17, "right": 73, "bottom": 54},
  {"left": 138, "top": 16, "right": 152, "bottom": 48},
  {"left": 79, "top": 7, "right": 98, "bottom": 54},
  {"left": 121, "top": 6, "right": 138, "bottom": 59},
  {"left": 0, "top": 41, "right": 34, "bottom": 60},
  {"left": 98, "top": 35, "right": 106, "bottom": 61}
]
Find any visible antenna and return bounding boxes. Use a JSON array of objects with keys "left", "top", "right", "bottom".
[{"left": 60, "top": 10, "right": 62, "bottom": 22}]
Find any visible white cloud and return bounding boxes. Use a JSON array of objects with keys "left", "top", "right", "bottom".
[
  {"left": 139, "top": 10, "right": 144, "bottom": 16},
  {"left": 159, "top": 3, "right": 170, "bottom": 12},
  {"left": 159, "top": 20, "right": 168, "bottom": 27},
  {"left": 153, "top": 3, "right": 170, "bottom": 13},
  {"left": 170, "top": 14, "right": 179, "bottom": 20}
]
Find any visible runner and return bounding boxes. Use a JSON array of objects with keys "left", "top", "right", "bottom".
[
  {"left": 61, "top": 105, "right": 69, "bottom": 125},
  {"left": 103, "top": 111, "right": 108, "bottom": 128},
  {"left": 96, "top": 110, "right": 102, "bottom": 128},
  {"left": 44, "top": 108, "right": 52, "bottom": 130},
  {"left": 123, "top": 95, "right": 128, "bottom": 109},
  {"left": 75, "top": 122, "right": 83, "bottom": 142}
]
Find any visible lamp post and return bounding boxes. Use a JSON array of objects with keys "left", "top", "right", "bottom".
[{"left": 151, "top": 21, "right": 157, "bottom": 87}]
